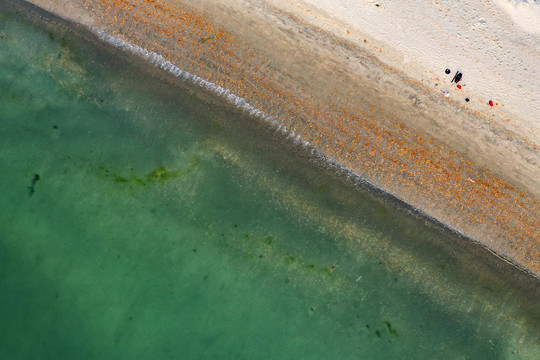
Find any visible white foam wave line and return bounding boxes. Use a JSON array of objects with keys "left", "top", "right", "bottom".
[
  {"left": 93, "top": 29, "right": 311, "bottom": 145},
  {"left": 90, "top": 29, "right": 535, "bottom": 276}
]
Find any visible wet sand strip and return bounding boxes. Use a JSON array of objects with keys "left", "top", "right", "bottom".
[{"left": 14, "top": 0, "right": 540, "bottom": 278}]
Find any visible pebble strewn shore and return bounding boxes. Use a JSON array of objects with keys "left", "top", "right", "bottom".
[{"left": 22, "top": 0, "right": 540, "bottom": 277}]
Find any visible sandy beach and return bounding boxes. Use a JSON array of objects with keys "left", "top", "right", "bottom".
[{"left": 19, "top": 0, "right": 540, "bottom": 276}]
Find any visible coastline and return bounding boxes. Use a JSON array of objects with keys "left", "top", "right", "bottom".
[{"left": 13, "top": 0, "right": 540, "bottom": 278}]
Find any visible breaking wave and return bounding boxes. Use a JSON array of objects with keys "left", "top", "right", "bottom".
[{"left": 93, "top": 30, "right": 311, "bottom": 145}]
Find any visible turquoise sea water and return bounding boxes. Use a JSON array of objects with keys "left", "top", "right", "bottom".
[{"left": 0, "top": 3, "right": 539, "bottom": 359}]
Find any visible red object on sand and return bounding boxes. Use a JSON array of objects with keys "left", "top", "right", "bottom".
[
  {"left": 489, "top": 100, "right": 494, "bottom": 106},
  {"left": 457, "top": 85, "right": 461, "bottom": 89}
]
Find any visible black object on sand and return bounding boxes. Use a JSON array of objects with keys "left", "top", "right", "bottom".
[{"left": 451, "top": 71, "right": 462, "bottom": 83}]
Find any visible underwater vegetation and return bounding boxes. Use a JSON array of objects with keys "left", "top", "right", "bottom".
[{"left": 97, "top": 157, "right": 201, "bottom": 188}]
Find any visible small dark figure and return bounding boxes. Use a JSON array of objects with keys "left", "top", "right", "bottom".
[
  {"left": 451, "top": 71, "right": 463, "bottom": 83},
  {"left": 445, "top": 68, "right": 451, "bottom": 74}
]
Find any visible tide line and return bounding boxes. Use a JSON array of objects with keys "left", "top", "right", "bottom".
[
  {"left": 91, "top": 28, "right": 486, "bottom": 255},
  {"left": 93, "top": 30, "right": 311, "bottom": 142}
]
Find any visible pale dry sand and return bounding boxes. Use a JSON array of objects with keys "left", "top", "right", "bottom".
[
  {"left": 185, "top": 0, "right": 540, "bottom": 197},
  {"left": 264, "top": 0, "right": 540, "bottom": 132},
  {"left": 19, "top": 0, "right": 540, "bottom": 277}
]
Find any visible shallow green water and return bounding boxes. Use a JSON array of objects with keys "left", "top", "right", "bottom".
[{"left": 0, "top": 3, "right": 539, "bottom": 359}]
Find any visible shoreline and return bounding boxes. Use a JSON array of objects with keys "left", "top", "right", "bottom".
[{"left": 11, "top": 0, "right": 540, "bottom": 278}]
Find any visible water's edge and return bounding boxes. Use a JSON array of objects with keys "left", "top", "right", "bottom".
[{"left": 6, "top": 0, "right": 539, "bottom": 294}]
